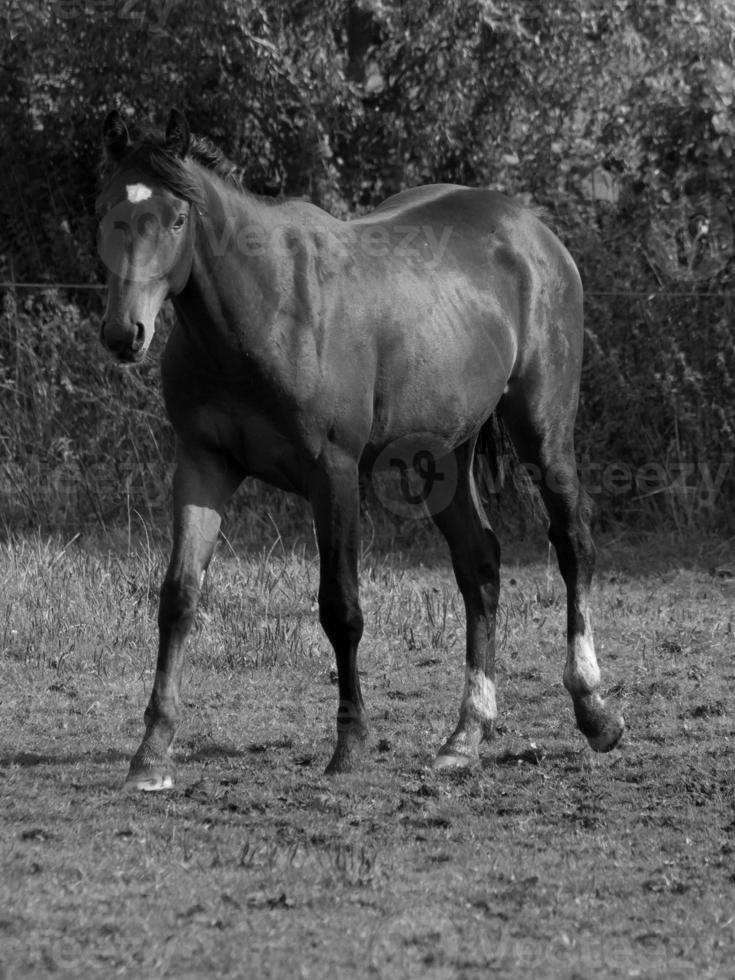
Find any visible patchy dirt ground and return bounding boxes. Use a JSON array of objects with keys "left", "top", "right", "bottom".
[{"left": 1, "top": 532, "right": 734, "bottom": 978}]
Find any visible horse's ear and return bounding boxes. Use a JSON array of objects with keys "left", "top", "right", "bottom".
[
  {"left": 103, "top": 110, "right": 130, "bottom": 163},
  {"left": 165, "top": 108, "right": 191, "bottom": 158}
]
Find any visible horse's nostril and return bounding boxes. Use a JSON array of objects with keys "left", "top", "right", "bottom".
[
  {"left": 99, "top": 320, "right": 144, "bottom": 360},
  {"left": 132, "top": 323, "right": 145, "bottom": 352}
]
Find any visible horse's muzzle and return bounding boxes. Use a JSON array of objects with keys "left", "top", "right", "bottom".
[{"left": 100, "top": 320, "right": 146, "bottom": 363}]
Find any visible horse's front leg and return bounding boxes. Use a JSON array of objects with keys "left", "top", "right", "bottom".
[
  {"left": 125, "top": 446, "right": 241, "bottom": 791},
  {"left": 309, "top": 451, "right": 367, "bottom": 774}
]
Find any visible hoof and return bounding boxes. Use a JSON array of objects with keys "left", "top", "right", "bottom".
[
  {"left": 325, "top": 751, "right": 355, "bottom": 775},
  {"left": 432, "top": 750, "right": 479, "bottom": 771},
  {"left": 125, "top": 769, "right": 175, "bottom": 792},
  {"left": 574, "top": 694, "right": 625, "bottom": 753},
  {"left": 587, "top": 714, "right": 625, "bottom": 753},
  {"left": 124, "top": 745, "right": 175, "bottom": 791},
  {"left": 433, "top": 728, "right": 482, "bottom": 771},
  {"left": 325, "top": 729, "right": 368, "bottom": 775}
]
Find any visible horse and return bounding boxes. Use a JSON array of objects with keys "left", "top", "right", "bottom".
[{"left": 96, "top": 108, "right": 624, "bottom": 790}]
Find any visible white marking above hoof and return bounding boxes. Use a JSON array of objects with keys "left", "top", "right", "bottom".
[
  {"left": 564, "top": 626, "right": 601, "bottom": 695},
  {"left": 463, "top": 668, "right": 498, "bottom": 726}
]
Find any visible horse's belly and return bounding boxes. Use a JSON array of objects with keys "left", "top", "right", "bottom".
[
  {"left": 368, "top": 301, "right": 515, "bottom": 452},
  {"left": 191, "top": 402, "right": 310, "bottom": 495}
]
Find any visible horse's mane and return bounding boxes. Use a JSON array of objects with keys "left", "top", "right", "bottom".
[{"left": 188, "top": 134, "right": 245, "bottom": 191}]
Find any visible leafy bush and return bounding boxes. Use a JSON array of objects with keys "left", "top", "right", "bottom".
[
  {"left": 1, "top": 0, "right": 733, "bottom": 532},
  {"left": 0, "top": 290, "right": 173, "bottom": 528}
]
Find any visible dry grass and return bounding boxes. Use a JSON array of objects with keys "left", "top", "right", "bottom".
[{"left": 1, "top": 527, "right": 734, "bottom": 978}]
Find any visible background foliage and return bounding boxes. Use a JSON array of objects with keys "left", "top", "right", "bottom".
[{"left": 1, "top": 0, "right": 734, "bottom": 533}]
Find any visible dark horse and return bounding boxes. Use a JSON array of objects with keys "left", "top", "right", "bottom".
[{"left": 97, "top": 109, "right": 623, "bottom": 790}]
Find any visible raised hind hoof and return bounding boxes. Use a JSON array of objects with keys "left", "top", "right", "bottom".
[{"left": 574, "top": 695, "right": 625, "bottom": 753}]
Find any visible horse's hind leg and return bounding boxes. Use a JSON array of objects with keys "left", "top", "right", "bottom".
[
  {"left": 431, "top": 440, "right": 500, "bottom": 769},
  {"left": 499, "top": 392, "right": 624, "bottom": 752}
]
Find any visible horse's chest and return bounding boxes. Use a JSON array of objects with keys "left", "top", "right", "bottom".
[{"left": 191, "top": 398, "right": 307, "bottom": 493}]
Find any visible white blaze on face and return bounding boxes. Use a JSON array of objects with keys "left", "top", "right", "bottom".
[{"left": 126, "top": 183, "right": 153, "bottom": 203}]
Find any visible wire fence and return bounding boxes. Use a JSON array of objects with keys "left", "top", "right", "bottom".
[
  {"left": 2, "top": 278, "right": 733, "bottom": 532},
  {"left": 3, "top": 281, "right": 735, "bottom": 298},
  {"left": 0, "top": 282, "right": 106, "bottom": 290}
]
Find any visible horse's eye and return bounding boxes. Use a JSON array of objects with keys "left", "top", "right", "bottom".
[{"left": 172, "top": 214, "right": 187, "bottom": 231}]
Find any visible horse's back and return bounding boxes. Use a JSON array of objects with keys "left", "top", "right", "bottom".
[
  {"left": 356, "top": 183, "right": 540, "bottom": 231},
  {"left": 352, "top": 184, "right": 580, "bottom": 294},
  {"left": 353, "top": 184, "right": 517, "bottom": 235}
]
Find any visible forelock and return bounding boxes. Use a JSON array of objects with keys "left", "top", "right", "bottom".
[{"left": 106, "top": 138, "right": 206, "bottom": 208}]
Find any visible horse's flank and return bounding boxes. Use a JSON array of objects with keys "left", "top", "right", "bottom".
[{"left": 163, "top": 159, "right": 573, "bottom": 495}]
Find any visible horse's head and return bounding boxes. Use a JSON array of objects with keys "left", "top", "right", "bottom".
[{"left": 97, "top": 109, "right": 198, "bottom": 363}]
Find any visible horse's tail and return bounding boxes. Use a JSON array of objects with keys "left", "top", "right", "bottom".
[{"left": 475, "top": 413, "right": 546, "bottom": 526}]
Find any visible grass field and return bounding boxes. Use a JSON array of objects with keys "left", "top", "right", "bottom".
[{"left": 1, "top": 521, "right": 734, "bottom": 979}]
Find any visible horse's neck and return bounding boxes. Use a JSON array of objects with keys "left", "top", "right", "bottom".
[
  {"left": 177, "top": 169, "right": 283, "bottom": 359},
  {"left": 196, "top": 169, "right": 273, "bottom": 268}
]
